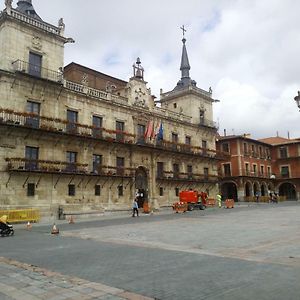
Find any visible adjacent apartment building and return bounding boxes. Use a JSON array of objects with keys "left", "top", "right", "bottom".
[
  {"left": 0, "top": 0, "right": 221, "bottom": 218},
  {"left": 217, "top": 134, "right": 300, "bottom": 201}
]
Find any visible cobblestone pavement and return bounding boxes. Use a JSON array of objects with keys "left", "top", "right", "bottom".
[
  {"left": 0, "top": 257, "right": 154, "bottom": 300},
  {"left": 1, "top": 202, "right": 300, "bottom": 300}
]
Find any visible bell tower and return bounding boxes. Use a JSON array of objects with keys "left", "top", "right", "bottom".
[{"left": 0, "top": 0, "right": 74, "bottom": 79}]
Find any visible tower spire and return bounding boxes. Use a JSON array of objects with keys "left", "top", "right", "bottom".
[{"left": 174, "top": 26, "right": 196, "bottom": 90}]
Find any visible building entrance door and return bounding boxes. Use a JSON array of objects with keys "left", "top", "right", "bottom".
[{"left": 135, "top": 167, "right": 148, "bottom": 208}]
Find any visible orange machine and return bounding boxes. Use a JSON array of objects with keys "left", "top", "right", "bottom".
[{"left": 178, "top": 190, "right": 207, "bottom": 211}]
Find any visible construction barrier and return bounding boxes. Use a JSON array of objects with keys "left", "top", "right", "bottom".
[
  {"left": 172, "top": 202, "right": 188, "bottom": 213},
  {"left": 206, "top": 198, "right": 216, "bottom": 207},
  {"left": 143, "top": 201, "right": 150, "bottom": 214},
  {"left": 225, "top": 199, "right": 234, "bottom": 209},
  {"left": 0, "top": 209, "right": 40, "bottom": 223}
]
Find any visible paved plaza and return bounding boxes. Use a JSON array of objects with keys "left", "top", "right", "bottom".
[{"left": 0, "top": 202, "right": 300, "bottom": 299}]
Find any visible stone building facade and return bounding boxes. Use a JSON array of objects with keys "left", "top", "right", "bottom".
[
  {"left": 0, "top": 1, "right": 220, "bottom": 218},
  {"left": 217, "top": 134, "right": 300, "bottom": 201}
]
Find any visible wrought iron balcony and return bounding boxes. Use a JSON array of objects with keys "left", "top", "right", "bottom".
[
  {"left": 0, "top": 108, "right": 225, "bottom": 159},
  {"left": 156, "top": 170, "right": 218, "bottom": 182}
]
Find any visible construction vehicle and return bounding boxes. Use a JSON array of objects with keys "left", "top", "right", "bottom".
[{"left": 178, "top": 190, "right": 207, "bottom": 211}]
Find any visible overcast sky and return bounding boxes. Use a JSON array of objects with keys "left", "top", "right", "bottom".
[{"left": 26, "top": 0, "right": 300, "bottom": 139}]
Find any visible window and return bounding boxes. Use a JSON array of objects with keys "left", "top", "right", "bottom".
[
  {"left": 202, "top": 140, "right": 207, "bottom": 155},
  {"left": 116, "top": 121, "right": 125, "bottom": 142},
  {"left": 173, "top": 103, "right": 177, "bottom": 108},
  {"left": 223, "top": 164, "right": 231, "bottom": 176},
  {"left": 66, "top": 110, "right": 78, "bottom": 134},
  {"left": 95, "top": 185, "right": 101, "bottom": 196},
  {"left": 68, "top": 184, "right": 75, "bottom": 196},
  {"left": 175, "top": 187, "right": 179, "bottom": 196},
  {"left": 281, "top": 166, "right": 289, "bottom": 178},
  {"left": 185, "top": 136, "right": 191, "bottom": 152},
  {"left": 66, "top": 151, "right": 77, "bottom": 172},
  {"left": 172, "top": 133, "right": 178, "bottom": 150},
  {"left": 204, "top": 167, "right": 209, "bottom": 180},
  {"left": 260, "top": 165, "right": 264, "bottom": 177},
  {"left": 173, "top": 163, "right": 179, "bottom": 178},
  {"left": 93, "top": 154, "right": 102, "bottom": 173},
  {"left": 185, "top": 136, "right": 191, "bottom": 145},
  {"left": 187, "top": 165, "right": 193, "bottom": 179},
  {"left": 29, "top": 52, "right": 42, "bottom": 77},
  {"left": 157, "top": 162, "right": 164, "bottom": 178},
  {"left": 259, "top": 146, "right": 263, "bottom": 157},
  {"left": 222, "top": 143, "right": 229, "bottom": 153},
  {"left": 118, "top": 185, "right": 123, "bottom": 196},
  {"left": 25, "top": 146, "right": 39, "bottom": 170},
  {"left": 116, "top": 157, "right": 124, "bottom": 176},
  {"left": 245, "top": 163, "right": 249, "bottom": 175},
  {"left": 92, "top": 116, "right": 103, "bottom": 138},
  {"left": 243, "top": 143, "right": 248, "bottom": 155},
  {"left": 159, "top": 187, "right": 164, "bottom": 196},
  {"left": 26, "top": 101, "right": 40, "bottom": 128},
  {"left": 279, "top": 147, "right": 288, "bottom": 159},
  {"left": 253, "top": 164, "right": 257, "bottom": 175},
  {"left": 199, "top": 109, "right": 205, "bottom": 125},
  {"left": 137, "top": 124, "right": 146, "bottom": 144},
  {"left": 27, "top": 183, "right": 35, "bottom": 197},
  {"left": 267, "top": 166, "right": 271, "bottom": 176}
]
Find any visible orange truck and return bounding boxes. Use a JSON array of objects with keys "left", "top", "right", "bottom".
[{"left": 179, "top": 190, "right": 207, "bottom": 211}]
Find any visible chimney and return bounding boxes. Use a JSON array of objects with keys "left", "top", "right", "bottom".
[
  {"left": 288, "top": 131, "right": 290, "bottom": 139},
  {"left": 224, "top": 129, "right": 226, "bottom": 136}
]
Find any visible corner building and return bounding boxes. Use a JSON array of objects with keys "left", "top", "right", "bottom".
[{"left": 0, "top": 1, "right": 220, "bottom": 218}]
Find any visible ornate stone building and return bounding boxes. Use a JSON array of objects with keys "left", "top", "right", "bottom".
[{"left": 0, "top": 1, "right": 220, "bottom": 218}]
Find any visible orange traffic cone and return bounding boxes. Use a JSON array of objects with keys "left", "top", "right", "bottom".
[
  {"left": 51, "top": 223, "right": 59, "bottom": 234},
  {"left": 68, "top": 215, "right": 74, "bottom": 224},
  {"left": 26, "top": 221, "right": 32, "bottom": 230}
]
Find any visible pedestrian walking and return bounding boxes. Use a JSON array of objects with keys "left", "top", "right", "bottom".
[
  {"left": 132, "top": 197, "right": 139, "bottom": 217},
  {"left": 216, "top": 194, "right": 222, "bottom": 208},
  {"left": 255, "top": 191, "right": 259, "bottom": 203}
]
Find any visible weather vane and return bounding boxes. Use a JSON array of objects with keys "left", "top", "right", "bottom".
[{"left": 180, "top": 25, "right": 186, "bottom": 38}]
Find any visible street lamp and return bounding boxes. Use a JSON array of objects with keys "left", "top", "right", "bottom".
[{"left": 294, "top": 91, "right": 300, "bottom": 110}]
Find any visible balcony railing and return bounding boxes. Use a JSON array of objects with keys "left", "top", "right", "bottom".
[
  {"left": 6, "top": 158, "right": 135, "bottom": 177},
  {"left": 12, "top": 60, "right": 63, "bottom": 83},
  {"left": 156, "top": 171, "right": 218, "bottom": 182},
  {"left": 0, "top": 108, "right": 225, "bottom": 159},
  {"left": 10, "top": 9, "right": 62, "bottom": 35}
]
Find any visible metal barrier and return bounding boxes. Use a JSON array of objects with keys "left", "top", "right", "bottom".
[{"left": 0, "top": 209, "right": 40, "bottom": 223}]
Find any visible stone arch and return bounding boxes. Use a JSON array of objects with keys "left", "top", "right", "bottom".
[
  {"left": 135, "top": 166, "right": 148, "bottom": 207},
  {"left": 278, "top": 182, "right": 297, "bottom": 200},
  {"left": 253, "top": 181, "right": 260, "bottom": 195},
  {"left": 245, "top": 181, "right": 252, "bottom": 197},
  {"left": 220, "top": 181, "right": 238, "bottom": 202},
  {"left": 260, "top": 182, "right": 268, "bottom": 196}
]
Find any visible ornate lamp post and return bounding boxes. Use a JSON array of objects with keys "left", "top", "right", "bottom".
[{"left": 294, "top": 91, "right": 300, "bottom": 111}]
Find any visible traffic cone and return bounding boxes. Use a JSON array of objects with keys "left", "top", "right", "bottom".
[
  {"left": 51, "top": 223, "right": 59, "bottom": 234},
  {"left": 68, "top": 215, "right": 74, "bottom": 224},
  {"left": 26, "top": 221, "right": 32, "bottom": 230}
]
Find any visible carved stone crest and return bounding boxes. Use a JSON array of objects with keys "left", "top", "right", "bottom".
[
  {"left": 81, "top": 73, "right": 89, "bottom": 86},
  {"left": 32, "top": 36, "right": 42, "bottom": 50},
  {"left": 133, "top": 87, "right": 148, "bottom": 108}
]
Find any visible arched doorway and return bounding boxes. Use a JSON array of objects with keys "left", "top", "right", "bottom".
[
  {"left": 245, "top": 182, "right": 252, "bottom": 197},
  {"left": 221, "top": 182, "right": 238, "bottom": 201},
  {"left": 279, "top": 182, "right": 296, "bottom": 200},
  {"left": 261, "top": 183, "right": 267, "bottom": 196},
  {"left": 253, "top": 182, "right": 259, "bottom": 195},
  {"left": 135, "top": 167, "right": 148, "bottom": 208}
]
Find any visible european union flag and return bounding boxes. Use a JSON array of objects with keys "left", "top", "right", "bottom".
[{"left": 157, "top": 123, "right": 163, "bottom": 141}]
